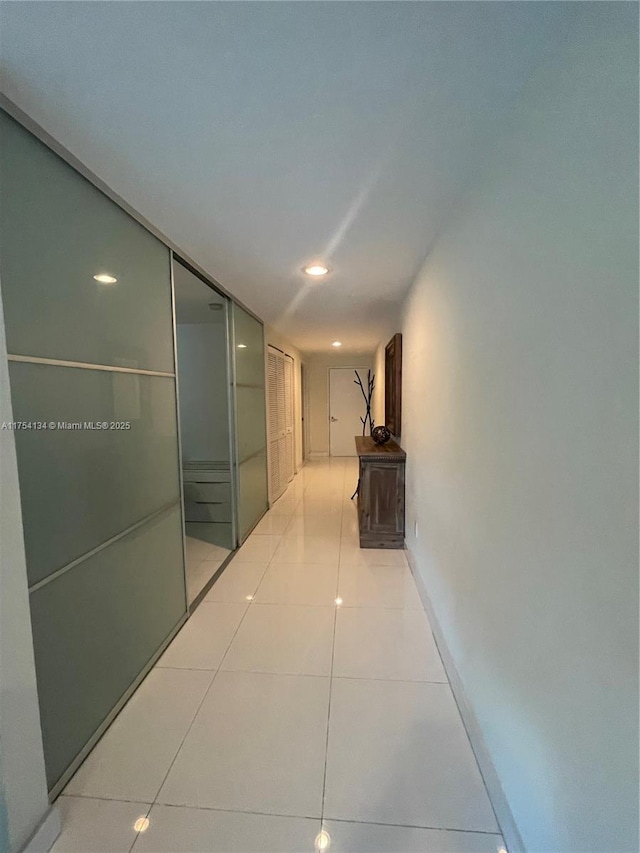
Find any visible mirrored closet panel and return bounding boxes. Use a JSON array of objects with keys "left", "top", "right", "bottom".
[{"left": 173, "top": 259, "right": 235, "bottom": 604}]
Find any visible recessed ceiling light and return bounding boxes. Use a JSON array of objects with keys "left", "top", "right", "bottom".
[
  {"left": 93, "top": 273, "right": 117, "bottom": 284},
  {"left": 303, "top": 264, "right": 329, "bottom": 277},
  {"left": 237, "top": 344, "right": 247, "bottom": 349},
  {"left": 133, "top": 817, "right": 150, "bottom": 833},
  {"left": 332, "top": 341, "right": 342, "bottom": 348},
  {"left": 335, "top": 597, "right": 343, "bottom": 606}
]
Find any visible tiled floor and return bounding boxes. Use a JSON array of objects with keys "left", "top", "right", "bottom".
[
  {"left": 54, "top": 459, "right": 505, "bottom": 853},
  {"left": 185, "top": 537, "right": 231, "bottom": 605}
]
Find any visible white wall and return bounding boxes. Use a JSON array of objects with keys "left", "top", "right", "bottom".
[
  {"left": 176, "top": 323, "right": 230, "bottom": 463},
  {"left": 305, "top": 353, "right": 374, "bottom": 456},
  {"left": 401, "top": 6, "right": 638, "bottom": 851},
  {"left": 0, "top": 285, "right": 53, "bottom": 852},
  {"left": 266, "top": 327, "right": 304, "bottom": 472}
]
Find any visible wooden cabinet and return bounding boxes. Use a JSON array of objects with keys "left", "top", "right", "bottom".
[{"left": 355, "top": 436, "right": 406, "bottom": 549}]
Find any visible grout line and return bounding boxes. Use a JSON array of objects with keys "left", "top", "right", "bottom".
[
  {"left": 129, "top": 802, "right": 154, "bottom": 853},
  {"left": 61, "top": 793, "right": 153, "bottom": 806},
  {"left": 319, "top": 462, "right": 345, "bottom": 825},
  {"left": 148, "top": 588, "right": 258, "bottom": 808},
  {"left": 323, "top": 603, "right": 424, "bottom": 610},
  {"left": 147, "top": 665, "right": 220, "bottom": 807},
  {"left": 216, "top": 668, "right": 331, "bottom": 679},
  {"left": 239, "top": 560, "right": 272, "bottom": 604},
  {"left": 323, "top": 816, "right": 504, "bottom": 836},
  {"left": 153, "top": 666, "right": 446, "bottom": 685},
  {"left": 63, "top": 792, "right": 502, "bottom": 838},
  {"left": 330, "top": 675, "right": 450, "bottom": 685},
  {"left": 148, "top": 801, "right": 323, "bottom": 822},
  {"left": 234, "top": 600, "right": 338, "bottom": 608}
]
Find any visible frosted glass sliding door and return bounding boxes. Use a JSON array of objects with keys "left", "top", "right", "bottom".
[
  {"left": 0, "top": 111, "right": 187, "bottom": 792},
  {"left": 232, "top": 304, "right": 268, "bottom": 540}
]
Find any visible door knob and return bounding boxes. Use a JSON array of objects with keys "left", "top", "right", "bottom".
[{"left": 330, "top": 416, "right": 338, "bottom": 422}]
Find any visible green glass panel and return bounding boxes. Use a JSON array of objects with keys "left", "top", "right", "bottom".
[
  {"left": 238, "top": 450, "right": 269, "bottom": 540},
  {"left": 235, "top": 385, "right": 267, "bottom": 463},
  {"left": 233, "top": 307, "right": 267, "bottom": 387},
  {"left": 9, "top": 362, "right": 181, "bottom": 586},
  {"left": 232, "top": 305, "right": 267, "bottom": 540},
  {"left": 0, "top": 112, "right": 174, "bottom": 372},
  {"left": 30, "top": 507, "right": 186, "bottom": 790}
]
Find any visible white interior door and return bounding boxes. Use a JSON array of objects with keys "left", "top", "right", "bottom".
[
  {"left": 267, "top": 347, "right": 294, "bottom": 501},
  {"left": 329, "top": 368, "right": 371, "bottom": 456}
]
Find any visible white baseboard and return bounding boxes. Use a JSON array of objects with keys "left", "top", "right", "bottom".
[
  {"left": 405, "top": 545, "right": 525, "bottom": 853},
  {"left": 22, "top": 805, "right": 61, "bottom": 853},
  {"left": 308, "top": 451, "right": 329, "bottom": 458}
]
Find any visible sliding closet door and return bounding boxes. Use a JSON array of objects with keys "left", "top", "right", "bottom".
[
  {"left": 0, "top": 111, "right": 186, "bottom": 792},
  {"left": 267, "top": 346, "right": 294, "bottom": 503},
  {"left": 232, "top": 305, "right": 268, "bottom": 540}
]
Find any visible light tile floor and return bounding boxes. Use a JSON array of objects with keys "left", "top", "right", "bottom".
[
  {"left": 55, "top": 459, "right": 505, "bottom": 853},
  {"left": 185, "top": 537, "right": 231, "bottom": 605}
]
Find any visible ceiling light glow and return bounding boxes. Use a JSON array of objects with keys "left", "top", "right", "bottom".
[
  {"left": 332, "top": 341, "right": 342, "bottom": 348},
  {"left": 133, "top": 817, "right": 150, "bottom": 833},
  {"left": 315, "top": 830, "right": 331, "bottom": 851},
  {"left": 237, "top": 344, "right": 247, "bottom": 349},
  {"left": 93, "top": 273, "right": 117, "bottom": 284},
  {"left": 303, "top": 264, "right": 329, "bottom": 277}
]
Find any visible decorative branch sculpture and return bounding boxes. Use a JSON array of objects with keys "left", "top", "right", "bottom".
[
  {"left": 351, "top": 369, "right": 375, "bottom": 500},
  {"left": 354, "top": 369, "right": 375, "bottom": 436}
]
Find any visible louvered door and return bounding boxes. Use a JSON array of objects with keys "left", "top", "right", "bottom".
[
  {"left": 267, "top": 347, "right": 294, "bottom": 503},
  {"left": 267, "top": 350, "right": 281, "bottom": 500},
  {"left": 282, "top": 356, "right": 294, "bottom": 484}
]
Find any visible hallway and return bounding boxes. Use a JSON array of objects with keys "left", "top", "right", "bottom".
[{"left": 51, "top": 459, "right": 504, "bottom": 853}]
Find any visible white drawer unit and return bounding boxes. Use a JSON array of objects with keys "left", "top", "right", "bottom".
[{"left": 182, "top": 461, "right": 232, "bottom": 524}]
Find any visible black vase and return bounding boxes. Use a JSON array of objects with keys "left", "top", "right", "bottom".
[{"left": 371, "top": 425, "right": 391, "bottom": 444}]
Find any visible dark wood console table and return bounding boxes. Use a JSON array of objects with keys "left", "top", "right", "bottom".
[{"left": 355, "top": 436, "right": 406, "bottom": 549}]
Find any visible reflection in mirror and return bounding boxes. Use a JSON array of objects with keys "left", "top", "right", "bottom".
[{"left": 173, "top": 259, "right": 235, "bottom": 604}]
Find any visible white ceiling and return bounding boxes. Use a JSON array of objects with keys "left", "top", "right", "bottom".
[{"left": 0, "top": 2, "right": 577, "bottom": 353}]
